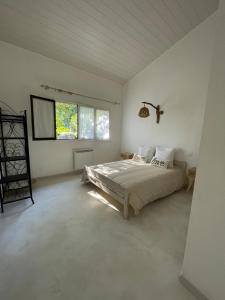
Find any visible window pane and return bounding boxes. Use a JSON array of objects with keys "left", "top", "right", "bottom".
[
  {"left": 31, "top": 97, "right": 56, "bottom": 139},
  {"left": 56, "top": 102, "right": 78, "bottom": 139},
  {"left": 79, "top": 106, "right": 94, "bottom": 139},
  {"left": 96, "top": 110, "right": 110, "bottom": 140}
]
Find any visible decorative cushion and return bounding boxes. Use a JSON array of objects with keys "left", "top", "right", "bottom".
[
  {"left": 150, "top": 156, "right": 169, "bottom": 169},
  {"left": 132, "top": 153, "right": 145, "bottom": 163},
  {"left": 155, "top": 146, "right": 175, "bottom": 168}
]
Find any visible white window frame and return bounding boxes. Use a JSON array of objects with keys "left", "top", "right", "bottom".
[{"left": 55, "top": 101, "right": 111, "bottom": 141}]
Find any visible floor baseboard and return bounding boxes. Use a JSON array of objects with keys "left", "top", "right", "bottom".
[
  {"left": 32, "top": 170, "right": 82, "bottom": 183},
  {"left": 179, "top": 274, "right": 209, "bottom": 300}
]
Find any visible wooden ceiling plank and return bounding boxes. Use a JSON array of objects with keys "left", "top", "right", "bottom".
[
  {"left": 83, "top": 0, "right": 164, "bottom": 54},
  {"left": 0, "top": 0, "right": 219, "bottom": 82},
  {"left": 0, "top": 0, "right": 153, "bottom": 70}
]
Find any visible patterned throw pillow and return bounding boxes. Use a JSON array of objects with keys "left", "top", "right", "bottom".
[
  {"left": 150, "top": 156, "right": 169, "bottom": 169},
  {"left": 155, "top": 146, "right": 175, "bottom": 168}
]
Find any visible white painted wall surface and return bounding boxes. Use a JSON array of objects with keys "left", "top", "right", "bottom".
[
  {"left": 0, "top": 41, "right": 122, "bottom": 178},
  {"left": 181, "top": 1, "right": 225, "bottom": 299},
  {"left": 121, "top": 15, "right": 216, "bottom": 167}
]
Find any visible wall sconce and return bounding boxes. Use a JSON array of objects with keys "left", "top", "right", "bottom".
[{"left": 138, "top": 101, "right": 164, "bottom": 123}]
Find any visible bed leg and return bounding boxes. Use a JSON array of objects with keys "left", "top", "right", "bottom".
[{"left": 123, "top": 193, "right": 129, "bottom": 219}]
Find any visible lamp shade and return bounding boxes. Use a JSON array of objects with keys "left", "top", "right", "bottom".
[{"left": 138, "top": 105, "right": 150, "bottom": 118}]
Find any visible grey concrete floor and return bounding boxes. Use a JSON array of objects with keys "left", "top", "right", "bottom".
[{"left": 0, "top": 173, "right": 196, "bottom": 300}]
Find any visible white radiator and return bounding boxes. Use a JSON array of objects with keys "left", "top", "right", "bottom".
[{"left": 73, "top": 148, "right": 94, "bottom": 171}]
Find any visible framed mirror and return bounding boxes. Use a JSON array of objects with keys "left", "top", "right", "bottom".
[{"left": 30, "top": 95, "right": 56, "bottom": 140}]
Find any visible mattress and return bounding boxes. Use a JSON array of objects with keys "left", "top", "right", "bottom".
[{"left": 82, "top": 160, "right": 185, "bottom": 212}]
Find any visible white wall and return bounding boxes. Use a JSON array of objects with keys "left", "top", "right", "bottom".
[
  {"left": 181, "top": 1, "right": 225, "bottom": 299},
  {"left": 0, "top": 41, "right": 122, "bottom": 178},
  {"left": 121, "top": 14, "right": 216, "bottom": 166}
]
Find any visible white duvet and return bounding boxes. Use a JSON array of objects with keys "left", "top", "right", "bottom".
[{"left": 82, "top": 160, "right": 185, "bottom": 213}]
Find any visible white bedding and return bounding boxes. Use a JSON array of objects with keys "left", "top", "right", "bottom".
[{"left": 82, "top": 160, "right": 185, "bottom": 213}]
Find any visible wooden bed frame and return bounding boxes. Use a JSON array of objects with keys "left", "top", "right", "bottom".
[
  {"left": 86, "top": 160, "right": 187, "bottom": 220},
  {"left": 88, "top": 175, "right": 130, "bottom": 219}
]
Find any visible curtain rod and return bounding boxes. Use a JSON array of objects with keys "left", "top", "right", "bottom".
[{"left": 40, "top": 84, "right": 120, "bottom": 105}]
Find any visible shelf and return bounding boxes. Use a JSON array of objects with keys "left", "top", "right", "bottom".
[
  {"left": 0, "top": 110, "right": 33, "bottom": 212},
  {"left": 4, "top": 184, "right": 29, "bottom": 193},
  {"left": 7, "top": 185, "right": 29, "bottom": 191},
  {"left": 1, "top": 113, "right": 24, "bottom": 118},
  {"left": 1, "top": 120, "right": 24, "bottom": 124},
  {"left": 1, "top": 114, "right": 24, "bottom": 122},
  {"left": 0, "top": 156, "right": 26, "bottom": 162},
  {"left": 3, "top": 186, "right": 30, "bottom": 204},
  {"left": 0, "top": 173, "right": 29, "bottom": 184},
  {"left": 4, "top": 196, "right": 31, "bottom": 204},
  {"left": 0, "top": 137, "right": 25, "bottom": 140}
]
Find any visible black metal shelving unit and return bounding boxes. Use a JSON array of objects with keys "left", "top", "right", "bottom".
[{"left": 0, "top": 109, "right": 34, "bottom": 212}]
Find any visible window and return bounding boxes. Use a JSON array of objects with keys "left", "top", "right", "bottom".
[
  {"left": 56, "top": 102, "right": 78, "bottom": 139},
  {"left": 96, "top": 109, "right": 110, "bottom": 140},
  {"left": 79, "top": 106, "right": 95, "bottom": 139},
  {"left": 30, "top": 95, "right": 56, "bottom": 140},
  {"left": 55, "top": 102, "right": 110, "bottom": 140}
]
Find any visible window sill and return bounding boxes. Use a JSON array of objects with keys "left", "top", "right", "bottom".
[{"left": 56, "top": 139, "right": 111, "bottom": 142}]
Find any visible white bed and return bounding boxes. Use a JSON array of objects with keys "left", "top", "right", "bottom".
[{"left": 82, "top": 159, "right": 186, "bottom": 218}]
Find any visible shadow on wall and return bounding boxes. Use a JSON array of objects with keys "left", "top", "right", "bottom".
[{"left": 175, "top": 148, "right": 186, "bottom": 162}]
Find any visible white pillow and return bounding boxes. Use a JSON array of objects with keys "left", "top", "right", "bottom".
[
  {"left": 138, "top": 146, "right": 155, "bottom": 163},
  {"left": 155, "top": 146, "right": 175, "bottom": 168},
  {"left": 150, "top": 156, "right": 169, "bottom": 169}
]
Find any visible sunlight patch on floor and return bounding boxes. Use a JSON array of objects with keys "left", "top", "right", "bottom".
[{"left": 88, "top": 190, "right": 120, "bottom": 212}]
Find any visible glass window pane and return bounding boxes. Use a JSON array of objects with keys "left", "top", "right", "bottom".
[
  {"left": 96, "top": 109, "right": 110, "bottom": 140},
  {"left": 56, "top": 102, "right": 78, "bottom": 139},
  {"left": 79, "top": 106, "right": 95, "bottom": 139},
  {"left": 31, "top": 97, "right": 56, "bottom": 139}
]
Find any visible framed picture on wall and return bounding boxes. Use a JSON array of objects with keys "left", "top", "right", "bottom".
[{"left": 30, "top": 95, "right": 56, "bottom": 140}]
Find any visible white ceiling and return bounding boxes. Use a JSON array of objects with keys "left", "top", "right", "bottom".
[{"left": 0, "top": 0, "right": 218, "bottom": 84}]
